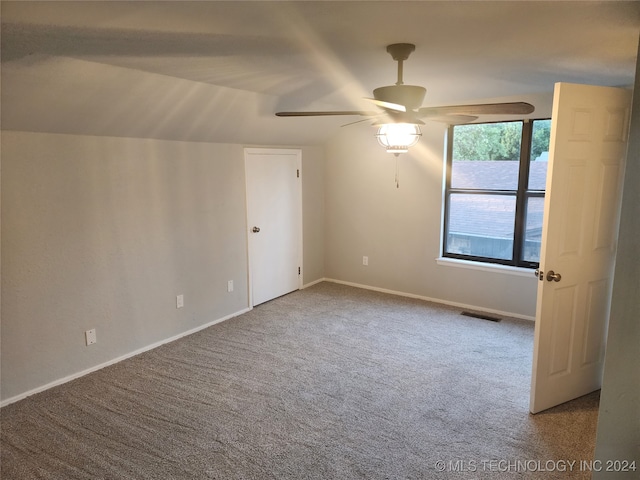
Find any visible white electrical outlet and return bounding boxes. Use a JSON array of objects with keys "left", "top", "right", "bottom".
[
  {"left": 363, "top": 256, "right": 369, "bottom": 266},
  {"left": 177, "top": 294, "right": 184, "bottom": 308},
  {"left": 227, "top": 280, "right": 234, "bottom": 293},
  {"left": 85, "top": 329, "right": 97, "bottom": 346}
]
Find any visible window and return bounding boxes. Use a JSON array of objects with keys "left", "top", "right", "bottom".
[{"left": 443, "top": 119, "right": 551, "bottom": 268}]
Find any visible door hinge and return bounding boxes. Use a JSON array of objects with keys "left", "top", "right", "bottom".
[
  {"left": 296, "top": 169, "right": 300, "bottom": 178},
  {"left": 298, "top": 267, "right": 301, "bottom": 275}
]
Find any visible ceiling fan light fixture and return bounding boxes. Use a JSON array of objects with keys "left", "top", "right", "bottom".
[
  {"left": 274, "top": 43, "right": 535, "bottom": 156},
  {"left": 376, "top": 123, "right": 422, "bottom": 154}
]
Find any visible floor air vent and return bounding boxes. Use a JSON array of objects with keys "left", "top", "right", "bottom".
[{"left": 461, "top": 311, "right": 501, "bottom": 322}]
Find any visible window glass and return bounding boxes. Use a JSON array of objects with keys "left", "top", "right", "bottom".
[
  {"left": 523, "top": 196, "right": 545, "bottom": 263},
  {"left": 528, "top": 120, "right": 551, "bottom": 190},
  {"left": 444, "top": 119, "right": 551, "bottom": 268},
  {"left": 446, "top": 193, "right": 516, "bottom": 261},
  {"left": 451, "top": 122, "right": 523, "bottom": 190}
]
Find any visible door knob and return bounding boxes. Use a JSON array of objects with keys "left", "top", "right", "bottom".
[
  {"left": 546, "top": 270, "right": 561, "bottom": 282},
  {"left": 252, "top": 226, "right": 260, "bottom": 233}
]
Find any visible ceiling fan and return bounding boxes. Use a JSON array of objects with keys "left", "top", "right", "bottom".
[{"left": 276, "top": 43, "right": 535, "bottom": 133}]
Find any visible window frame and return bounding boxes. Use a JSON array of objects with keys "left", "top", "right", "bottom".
[{"left": 443, "top": 119, "right": 550, "bottom": 269}]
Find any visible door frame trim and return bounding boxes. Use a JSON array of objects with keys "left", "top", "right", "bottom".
[{"left": 244, "top": 147, "right": 303, "bottom": 308}]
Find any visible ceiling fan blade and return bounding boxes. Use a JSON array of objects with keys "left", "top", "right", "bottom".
[
  {"left": 371, "top": 111, "right": 425, "bottom": 126},
  {"left": 418, "top": 102, "right": 535, "bottom": 117},
  {"left": 341, "top": 117, "right": 383, "bottom": 127},
  {"left": 275, "top": 111, "right": 378, "bottom": 117},
  {"left": 363, "top": 97, "right": 407, "bottom": 113},
  {"left": 425, "top": 115, "right": 479, "bottom": 125}
]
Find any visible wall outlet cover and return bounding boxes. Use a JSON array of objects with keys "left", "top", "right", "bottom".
[{"left": 85, "top": 329, "right": 97, "bottom": 346}]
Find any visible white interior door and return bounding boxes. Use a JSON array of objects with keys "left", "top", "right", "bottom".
[
  {"left": 245, "top": 148, "right": 302, "bottom": 307},
  {"left": 530, "top": 83, "right": 631, "bottom": 414}
]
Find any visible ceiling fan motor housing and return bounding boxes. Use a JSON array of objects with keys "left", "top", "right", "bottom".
[
  {"left": 386, "top": 43, "right": 416, "bottom": 61},
  {"left": 373, "top": 85, "right": 426, "bottom": 111}
]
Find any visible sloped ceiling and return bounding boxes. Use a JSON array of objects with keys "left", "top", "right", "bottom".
[{"left": 1, "top": 1, "right": 639, "bottom": 145}]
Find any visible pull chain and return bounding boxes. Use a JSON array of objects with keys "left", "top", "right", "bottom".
[{"left": 394, "top": 153, "right": 400, "bottom": 188}]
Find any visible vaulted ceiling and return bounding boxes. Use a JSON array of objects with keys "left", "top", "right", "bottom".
[{"left": 2, "top": 1, "right": 639, "bottom": 145}]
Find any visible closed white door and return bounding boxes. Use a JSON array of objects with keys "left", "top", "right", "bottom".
[
  {"left": 245, "top": 148, "right": 302, "bottom": 307},
  {"left": 530, "top": 83, "right": 631, "bottom": 414}
]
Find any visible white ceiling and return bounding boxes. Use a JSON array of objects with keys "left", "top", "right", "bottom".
[{"left": 2, "top": 1, "right": 639, "bottom": 145}]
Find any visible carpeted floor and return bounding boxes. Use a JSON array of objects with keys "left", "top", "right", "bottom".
[{"left": 1, "top": 282, "right": 600, "bottom": 479}]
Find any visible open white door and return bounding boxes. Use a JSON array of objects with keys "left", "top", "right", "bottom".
[
  {"left": 530, "top": 83, "right": 631, "bottom": 414},
  {"left": 245, "top": 148, "right": 302, "bottom": 307}
]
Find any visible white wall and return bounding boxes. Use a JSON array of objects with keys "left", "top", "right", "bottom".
[
  {"left": 593, "top": 40, "right": 640, "bottom": 477},
  {"left": 0, "top": 132, "right": 325, "bottom": 404},
  {"left": 301, "top": 146, "right": 326, "bottom": 285},
  {"left": 1, "top": 92, "right": 555, "bottom": 403},
  {"left": 323, "top": 102, "right": 554, "bottom": 319}
]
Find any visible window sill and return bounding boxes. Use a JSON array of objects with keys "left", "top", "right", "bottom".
[{"left": 436, "top": 257, "right": 535, "bottom": 278}]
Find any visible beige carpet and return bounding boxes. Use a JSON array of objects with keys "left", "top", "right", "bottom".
[{"left": 1, "top": 282, "right": 599, "bottom": 479}]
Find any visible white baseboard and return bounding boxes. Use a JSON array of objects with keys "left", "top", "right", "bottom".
[
  {"left": 0, "top": 307, "right": 252, "bottom": 408},
  {"left": 323, "top": 278, "right": 536, "bottom": 322},
  {"left": 2, "top": 281, "right": 534, "bottom": 407},
  {"left": 302, "top": 277, "right": 325, "bottom": 289}
]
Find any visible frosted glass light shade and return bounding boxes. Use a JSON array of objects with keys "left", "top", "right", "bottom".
[{"left": 376, "top": 123, "right": 422, "bottom": 153}]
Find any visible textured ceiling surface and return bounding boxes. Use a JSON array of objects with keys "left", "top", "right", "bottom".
[{"left": 2, "top": 1, "right": 639, "bottom": 145}]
